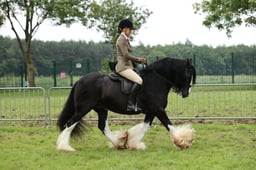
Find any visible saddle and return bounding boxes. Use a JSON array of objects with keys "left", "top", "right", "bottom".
[
  {"left": 108, "top": 72, "right": 133, "bottom": 95},
  {"left": 108, "top": 61, "right": 145, "bottom": 94}
]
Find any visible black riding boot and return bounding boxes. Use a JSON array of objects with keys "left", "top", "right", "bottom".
[{"left": 127, "top": 83, "right": 142, "bottom": 112}]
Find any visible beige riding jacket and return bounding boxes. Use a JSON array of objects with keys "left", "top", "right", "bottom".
[{"left": 115, "top": 33, "right": 140, "bottom": 73}]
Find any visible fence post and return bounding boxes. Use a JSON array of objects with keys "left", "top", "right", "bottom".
[
  {"left": 24, "top": 62, "right": 28, "bottom": 87},
  {"left": 231, "top": 52, "right": 235, "bottom": 84},
  {"left": 53, "top": 61, "right": 57, "bottom": 87},
  {"left": 253, "top": 56, "right": 255, "bottom": 74},
  {"left": 193, "top": 53, "right": 196, "bottom": 68},
  {"left": 86, "top": 59, "right": 90, "bottom": 73},
  {"left": 69, "top": 60, "right": 73, "bottom": 86},
  {"left": 20, "top": 63, "right": 24, "bottom": 87}
]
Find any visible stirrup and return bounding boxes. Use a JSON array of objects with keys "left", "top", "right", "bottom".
[{"left": 127, "top": 103, "right": 142, "bottom": 112}]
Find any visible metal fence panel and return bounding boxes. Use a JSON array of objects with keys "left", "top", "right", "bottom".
[
  {"left": 0, "top": 84, "right": 255, "bottom": 126},
  {"left": 47, "top": 84, "right": 256, "bottom": 123},
  {"left": 47, "top": 87, "right": 72, "bottom": 126},
  {"left": 0, "top": 87, "right": 47, "bottom": 125},
  {"left": 166, "top": 84, "right": 256, "bottom": 120}
]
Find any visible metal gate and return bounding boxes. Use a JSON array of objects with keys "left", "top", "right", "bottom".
[
  {"left": 0, "top": 84, "right": 255, "bottom": 126},
  {"left": 0, "top": 87, "right": 47, "bottom": 125}
]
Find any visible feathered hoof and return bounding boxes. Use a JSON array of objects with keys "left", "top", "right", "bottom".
[
  {"left": 109, "top": 130, "right": 128, "bottom": 149},
  {"left": 56, "top": 141, "right": 76, "bottom": 152},
  {"left": 170, "top": 124, "right": 195, "bottom": 150},
  {"left": 127, "top": 142, "right": 146, "bottom": 150}
]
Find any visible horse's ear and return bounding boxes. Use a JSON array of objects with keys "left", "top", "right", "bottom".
[{"left": 186, "top": 58, "right": 192, "bottom": 65}]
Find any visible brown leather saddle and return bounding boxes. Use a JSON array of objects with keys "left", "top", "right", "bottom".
[
  {"left": 108, "top": 61, "right": 145, "bottom": 94},
  {"left": 108, "top": 72, "right": 133, "bottom": 94}
]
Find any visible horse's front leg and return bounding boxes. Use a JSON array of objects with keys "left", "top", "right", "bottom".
[
  {"left": 95, "top": 108, "right": 128, "bottom": 149},
  {"left": 126, "top": 114, "right": 155, "bottom": 150},
  {"left": 156, "top": 110, "right": 195, "bottom": 150}
]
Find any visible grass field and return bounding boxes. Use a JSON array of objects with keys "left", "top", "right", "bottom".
[{"left": 0, "top": 122, "right": 256, "bottom": 170}]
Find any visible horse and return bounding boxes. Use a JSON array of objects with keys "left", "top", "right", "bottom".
[{"left": 56, "top": 57, "right": 196, "bottom": 151}]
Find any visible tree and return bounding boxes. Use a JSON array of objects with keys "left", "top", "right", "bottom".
[
  {"left": 0, "top": 0, "right": 151, "bottom": 86},
  {"left": 0, "top": 0, "right": 93, "bottom": 87},
  {"left": 0, "top": 14, "right": 4, "bottom": 25},
  {"left": 193, "top": 0, "right": 256, "bottom": 37},
  {"left": 88, "top": 0, "right": 152, "bottom": 58}
]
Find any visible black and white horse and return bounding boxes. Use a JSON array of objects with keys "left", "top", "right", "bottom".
[{"left": 56, "top": 57, "right": 196, "bottom": 151}]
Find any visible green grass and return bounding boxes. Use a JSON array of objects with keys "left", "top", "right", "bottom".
[{"left": 0, "top": 123, "right": 256, "bottom": 170}]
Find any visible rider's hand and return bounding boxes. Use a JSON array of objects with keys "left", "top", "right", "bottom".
[{"left": 139, "top": 58, "right": 147, "bottom": 64}]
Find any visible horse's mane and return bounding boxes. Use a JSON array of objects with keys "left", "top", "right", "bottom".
[
  {"left": 141, "top": 57, "right": 196, "bottom": 84},
  {"left": 142, "top": 57, "right": 186, "bottom": 74},
  {"left": 145, "top": 57, "right": 184, "bottom": 70}
]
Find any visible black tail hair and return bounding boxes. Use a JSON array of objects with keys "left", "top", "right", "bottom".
[
  {"left": 57, "top": 83, "right": 76, "bottom": 131},
  {"left": 57, "top": 83, "right": 86, "bottom": 137},
  {"left": 57, "top": 82, "right": 86, "bottom": 137}
]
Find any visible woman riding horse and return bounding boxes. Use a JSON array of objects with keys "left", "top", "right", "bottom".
[
  {"left": 56, "top": 57, "right": 196, "bottom": 151},
  {"left": 116, "top": 19, "right": 147, "bottom": 111}
]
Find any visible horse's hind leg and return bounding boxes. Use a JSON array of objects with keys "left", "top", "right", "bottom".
[
  {"left": 56, "top": 122, "right": 78, "bottom": 151},
  {"left": 57, "top": 103, "right": 94, "bottom": 151},
  {"left": 95, "top": 108, "right": 128, "bottom": 149}
]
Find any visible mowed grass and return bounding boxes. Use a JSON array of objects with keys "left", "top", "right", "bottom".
[{"left": 0, "top": 122, "right": 256, "bottom": 170}]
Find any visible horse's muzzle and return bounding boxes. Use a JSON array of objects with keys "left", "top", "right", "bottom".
[{"left": 181, "top": 89, "right": 189, "bottom": 98}]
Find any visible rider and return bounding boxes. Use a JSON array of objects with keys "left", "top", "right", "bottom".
[{"left": 115, "top": 18, "right": 147, "bottom": 111}]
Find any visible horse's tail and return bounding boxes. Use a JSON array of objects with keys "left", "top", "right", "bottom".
[{"left": 57, "top": 82, "right": 85, "bottom": 137}]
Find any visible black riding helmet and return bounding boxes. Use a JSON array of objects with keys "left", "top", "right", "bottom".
[{"left": 118, "top": 19, "right": 134, "bottom": 33}]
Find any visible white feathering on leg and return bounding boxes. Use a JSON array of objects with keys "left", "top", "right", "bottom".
[
  {"left": 104, "top": 121, "right": 128, "bottom": 149},
  {"left": 168, "top": 124, "right": 195, "bottom": 150},
  {"left": 127, "top": 123, "right": 150, "bottom": 150},
  {"left": 56, "top": 122, "right": 78, "bottom": 151}
]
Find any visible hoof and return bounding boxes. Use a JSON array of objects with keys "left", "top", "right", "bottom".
[
  {"left": 109, "top": 130, "right": 128, "bottom": 149},
  {"left": 128, "top": 142, "right": 146, "bottom": 150},
  {"left": 170, "top": 124, "right": 195, "bottom": 150},
  {"left": 56, "top": 143, "right": 76, "bottom": 152}
]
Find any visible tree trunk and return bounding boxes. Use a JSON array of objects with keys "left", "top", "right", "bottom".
[
  {"left": 25, "top": 52, "right": 36, "bottom": 87},
  {"left": 27, "top": 62, "right": 36, "bottom": 87}
]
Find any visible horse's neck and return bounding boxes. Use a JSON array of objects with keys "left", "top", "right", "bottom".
[{"left": 142, "top": 71, "right": 172, "bottom": 92}]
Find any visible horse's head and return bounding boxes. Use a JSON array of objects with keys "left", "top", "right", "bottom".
[
  {"left": 173, "top": 58, "right": 196, "bottom": 98},
  {"left": 142, "top": 57, "right": 196, "bottom": 98}
]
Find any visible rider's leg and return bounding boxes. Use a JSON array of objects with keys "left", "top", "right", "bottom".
[
  {"left": 118, "top": 69, "right": 143, "bottom": 111},
  {"left": 127, "top": 83, "right": 142, "bottom": 111}
]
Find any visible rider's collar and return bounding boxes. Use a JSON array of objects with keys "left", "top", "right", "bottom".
[{"left": 121, "top": 32, "right": 129, "bottom": 40}]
